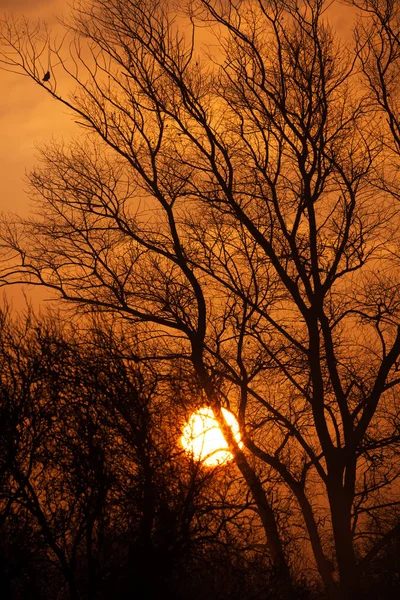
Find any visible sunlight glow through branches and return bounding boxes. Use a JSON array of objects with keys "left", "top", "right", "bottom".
[{"left": 181, "top": 407, "right": 243, "bottom": 466}]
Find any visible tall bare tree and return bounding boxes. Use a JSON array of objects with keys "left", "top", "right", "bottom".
[{"left": 1, "top": 1, "right": 400, "bottom": 598}]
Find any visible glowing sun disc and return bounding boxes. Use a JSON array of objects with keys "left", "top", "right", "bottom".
[{"left": 181, "top": 407, "right": 243, "bottom": 466}]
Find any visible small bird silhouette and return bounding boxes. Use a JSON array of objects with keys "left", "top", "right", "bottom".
[{"left": 42, "top": 71, "right": 50, "bottom": 82}]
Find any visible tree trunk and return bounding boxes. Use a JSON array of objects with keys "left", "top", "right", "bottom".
[
  {"left": 194, "top": 359, "right": 295, "bottom": 597},
  {"left": 65, "top": 570, "right": 79, "bottom": 600},
  {"left": 328, "top": 477, "right": 361, "bottom": 600}
]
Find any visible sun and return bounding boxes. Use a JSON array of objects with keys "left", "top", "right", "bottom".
[{"left": 181, "top": 407, "right": 243, "bottom": 466}]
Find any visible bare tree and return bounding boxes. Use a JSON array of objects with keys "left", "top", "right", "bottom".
[
  {"left": 1, "top": 308, "right": 264, "bottom": 599},
  {"left": 351, "top": 0, "right": 400, "bottom": 154},
  {"left": 350, "top": 0, "right": 400, "bottom": 253},
  {"left": 1, "top": 1, "right": 400, "bottom": 598}
]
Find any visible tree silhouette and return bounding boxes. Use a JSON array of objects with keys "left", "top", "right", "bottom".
[
  {"left": 1, "top": 1, "right": 400, "bottom": 599},
  {"left": 0, "top": 307, "right": 275, "bottom": 599}
]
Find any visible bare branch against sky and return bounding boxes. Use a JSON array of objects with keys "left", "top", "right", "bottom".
[{"left": 0, "top": 2, "right": 399, "bottom": 600}]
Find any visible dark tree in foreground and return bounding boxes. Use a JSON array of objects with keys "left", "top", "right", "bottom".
[
  {"left": 0, "top": 307, "right": 276, "bottom": 600},
  {"left": 1, "top": 1, "right": 400, "bottom": 599}
]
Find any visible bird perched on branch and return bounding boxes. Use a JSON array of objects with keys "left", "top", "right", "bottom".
[{"left": 42, "top": 71, "right": 50, "bottom": 82}]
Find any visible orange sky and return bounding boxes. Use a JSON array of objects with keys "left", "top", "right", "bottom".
[
  {"left": 0, "top": 0, "right": 74, "bottom": 311},
  {"left": 0, "top": 0, "right": 356, "bottom": 312},
  {"left": 1, "top": 0, "right": 70, "bottom": 213}
]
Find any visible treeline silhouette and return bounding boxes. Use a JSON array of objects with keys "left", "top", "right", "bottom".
[
  {"left": 0, "top": 307, "right": 297, "bottom": 600},
  {"left": 1, "top": 307, "right": 399, "bottom": 600}
]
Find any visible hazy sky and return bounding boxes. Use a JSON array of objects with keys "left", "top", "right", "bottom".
[
  {"left": 0, "top": 0, "right": 54, "bottom": 10},
  {"left": 0, "top": 0, "right": 71, "bottom": 309},
  {"left": 0, "top": 0, "right": 354, "bottom": 310},
  {"left": 0, "top": 0, "right": 72, "bottom": 215},
  {"left": 0, "top": 0, "right": 355, "bottom": 209}
]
